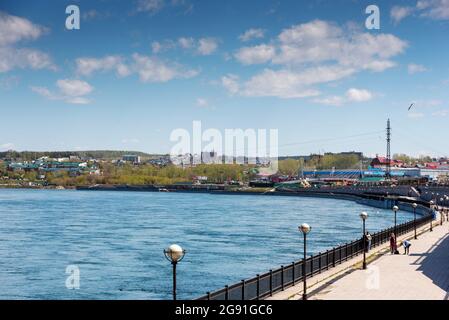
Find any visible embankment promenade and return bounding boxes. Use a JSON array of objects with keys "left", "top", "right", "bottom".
[{"left": 268, "top": 209, "right": 448, "bottom": 300}]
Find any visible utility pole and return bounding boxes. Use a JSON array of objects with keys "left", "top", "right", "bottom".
[{"left": 386, "top": 119, "right": 391, "bottom": 181}]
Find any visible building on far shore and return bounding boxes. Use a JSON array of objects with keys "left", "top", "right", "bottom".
[
  {"left": 122, "top": 155, "right": 141, "bottom": 164},
  {"left": 370, "top": 156, "right": 404, "bottom": 168}
]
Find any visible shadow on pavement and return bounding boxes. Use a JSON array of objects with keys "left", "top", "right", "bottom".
[{"left": 408, "top": 233, "right": 449, "bottom": 296}]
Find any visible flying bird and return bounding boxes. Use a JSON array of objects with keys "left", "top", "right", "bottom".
[{"left": 408, "top": 103, "right": 415, "bottom": 111}]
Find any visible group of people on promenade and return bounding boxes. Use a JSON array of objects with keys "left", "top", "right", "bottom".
[
  {"left": 362, "top": 232, "right": 411, "bottom": 256},
  {"left": 361, "top": 205, "right": 449, "bottom": 259},
  {"left": 389, "top": 233, "right": 412, "bottom": 255}
]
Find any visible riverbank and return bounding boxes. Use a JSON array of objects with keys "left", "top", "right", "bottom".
[{"left": 3, "top": 182, "right": 441, "bottom": 212}]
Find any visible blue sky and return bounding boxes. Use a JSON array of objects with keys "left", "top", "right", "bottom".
[{"left": 0, "top": 0, "right": 448, "bottom": 157}]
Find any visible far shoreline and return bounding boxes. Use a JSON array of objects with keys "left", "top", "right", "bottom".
[{"left": 0, "top": 184, "right": 436, "bottom": 216}]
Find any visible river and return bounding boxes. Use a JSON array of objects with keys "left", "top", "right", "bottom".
[{"left": 0, "top": 189, "right": 413, "bottom": 299}]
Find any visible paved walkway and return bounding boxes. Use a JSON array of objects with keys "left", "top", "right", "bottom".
[
  {"left": 267, "top": 211, "right": 449, "bottom": 300},
  {"left": 312, "top": 220, "right": 449, "bottom": 300}
]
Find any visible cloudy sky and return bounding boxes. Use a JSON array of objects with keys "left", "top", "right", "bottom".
[{"left": 1, "top": 0, "right": 449, "bottom": 157}]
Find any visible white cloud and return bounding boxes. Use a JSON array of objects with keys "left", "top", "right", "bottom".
[
  {"left": 0, "top": 11, "right": 46, "bottom": 46},
  {"left": 76, "top": 56, "right": 130, "bottom": 77},
  {"left": 151, "top": 37, "right": 218, "bottom": 55},
  {"left": 221, "top": 74, "right": 240, "bottom": 95},
  {"left": 276, "top": 29, "right": 405, "bottom": 70},
  {"left": 0, "top": 12, "right": 55, "bottom": 73},
  {"left": 254, "top": 20, "right": 406, "bottom": 69},
  {"left": 408, "top": 63, "right": 428, "bottom": 74},
  {"left": 136, "top": 0, "right": 193, "bottom": 15},
  {"left": 313, "top": 88, "right": 373, "bottom": 106},
  {"left": 137, "top": 0, "right": 165, "bottom": 13},
  {"left": 75, "top": 54, "right": 198, "bottom": 83},
  {"left": 393, "top": 1, "right": 449, "bottom": 22},
  {"left": 57, "top": 79, "right": 93, "bottom": 97},
  {"left": 32, "top": 79, "right": 94, "bottom": 105},
  {"left": 225, "top": 20, "right": 406, "bottom": 99},
  {"left": 225, "top": 65, "right": 356, "bottom": 99},
  {"left": 417, "top": 0, "right": 449, "bottom": 20},
  {"left": 151, "top": 40, "right": 176, "bottom": 53},
  {"left": 151, "top": 41, "right": 163, "bottom": 53},
  {"left": 132, "top": 53, "right": 198, "bottom": 82},
  {"left": 197, "top": 38, "right": 218, "bottom": 55},
  {"left": 0, "top": 47, "right": 55, "bottom": 73},
  {"left": 178, "top": 37, "right": 195, "bottom": 49},
  {"left": 234, "top": 44, "right": 276, "bottom": 65},
  {"left": 390, "top": 6, "right": 415, "bottom": 24},
  {"left": 240, "top": 68, "right": 333, "bottom": 99},
  {"left": 196, "top": 98, "right": 209, "bottom": 107},
  {"left": 346, "top": 88, "right": 373, "bottom": 102},
  {"left": 31, "top": 86, "right": 53, "bottom": 98},
  {"left": 239, "top": 28, "right": 265, "bottom": 42}
]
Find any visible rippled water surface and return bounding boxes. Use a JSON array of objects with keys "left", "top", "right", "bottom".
[{"left": 0, "top": 189, "right": 413, "bottom": 299}]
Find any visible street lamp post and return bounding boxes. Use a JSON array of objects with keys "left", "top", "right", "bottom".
[
  {"left": 444, "top": 195, "right": 449, "bottom": 221},
  {"left": 412, "top": 203, "right": 418, "bottom": 240},
  {"left": 164, "top": 244, "right": 186, "bottom": 301},
  {"left": 360, "top": 212, "right": 368, "bottom": 270},
  {"left": 299, "top": 223, "right": 311, "bottom": 301},
  {"left": 392, "top": 205, "right": 399, "bottom": 239},
  {"left": 440, "top": 198, "right": 444, "bottom": 225},
  {"left": 429, "top": 201, "right": 434, "bottom": 232}
]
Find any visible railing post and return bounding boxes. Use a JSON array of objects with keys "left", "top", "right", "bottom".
[
  {"left": 281, "top": 266, "right": 284, "bottom": 291},
  {"left": 345, "top": 243, "right": 348, "bottom": 261},
  {"left": 225, "top": 285, "right": 229, "bottom": 300},
  {"left": 339, "top": 246, "right": 342, "bottom": 264},
  {"left": 347, "top": 243, "right": 350, "bottom": 260},
  {"left": 326, "top": 250, "right": 329, "bottom": 270},
  {"left": 256, "top": 275, "right": 260, "bottom": 300},
  {"left": 207, "top": 292, "right": 211, "bottom": 300},
  {"left": 318, "top": 252, "right": 322, "bottom": 273},
  {"left": 241, "top": 280, "right": 245, "bottom": 300},
  {"left": 292, "top": 262, "right": 295, "bottom": 285},
  {"left": 332, "top": 247, "right": 336, "bottom": 267},
  {"left": 269, "top": 269, "right": 273, "bottom": 296},
  {"left": 310, "top": 256, "right": 313, "bottom": 275}
]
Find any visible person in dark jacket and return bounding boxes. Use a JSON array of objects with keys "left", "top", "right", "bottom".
[{"left": 389, "top": 233, "right": 397, "bottom": 254}]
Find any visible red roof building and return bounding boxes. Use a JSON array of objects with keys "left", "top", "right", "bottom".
[{"left": 370, "top": 156, "right": 404, "bottom": 168}]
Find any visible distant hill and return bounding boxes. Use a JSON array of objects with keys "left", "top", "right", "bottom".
[{"left": 0, "top": 150, "right": 168, "bottom": 161}]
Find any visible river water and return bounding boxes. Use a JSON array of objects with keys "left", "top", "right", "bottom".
[{"left": 0, "top": 189, "right": 413, "bottom": 299}]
